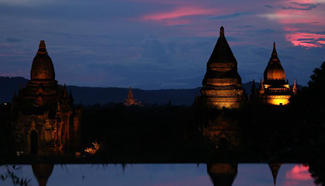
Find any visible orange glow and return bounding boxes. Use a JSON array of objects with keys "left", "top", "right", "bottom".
[
  {"left": 264, "top": 84, "right": 270, "bottom": 88},
  {"left": 267, "top": 96, "right": 290, "bottom": 105},
  {"left": 286, "top": 165, "right": 312, "bottom": 181},
  {"left": 84, "top": 142, "right": 100, "bottom": 155},
  {"left": 318, "top": 40, "right": 325, "bottom": 44}
]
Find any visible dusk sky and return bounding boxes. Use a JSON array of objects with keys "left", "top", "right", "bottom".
[{"left": 0, "top": 0, "right": 325, "bottom": 89}]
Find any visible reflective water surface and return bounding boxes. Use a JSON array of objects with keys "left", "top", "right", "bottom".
[{"left": 0, "top": 164, "right": 315, "bottom": 186}]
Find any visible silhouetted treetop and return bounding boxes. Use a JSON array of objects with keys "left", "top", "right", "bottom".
[{"left": 308, "top": 61, "right": 325, "bottom": 91}]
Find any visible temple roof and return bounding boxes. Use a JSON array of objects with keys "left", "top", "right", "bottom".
[
  {"left": 207, "top": 26, "right": 237, "bottom": 65},
  {"left": 264, "top": 42, "right": 286, "bottom": 81},
  {"left": 31, "top": 40, "right": 55, "bottom": 81}
]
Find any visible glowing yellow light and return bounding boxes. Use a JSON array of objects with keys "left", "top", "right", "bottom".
[
  {"left": 267, "top": 97, "right": 289, "bottom": 105},
  {"left": 264, "top": 84, "right": 270, "bottom": 88},
  {"left": 84, "top": 142, "right": 100, "bottom": 155}
]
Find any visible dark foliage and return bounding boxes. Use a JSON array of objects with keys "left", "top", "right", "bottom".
[{"left": 0, "top": 166, "right": 31, "bottom": 186}]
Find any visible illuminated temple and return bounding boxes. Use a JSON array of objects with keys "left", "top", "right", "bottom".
[
  {"left": 124, "top": 87, "right": 142, "bottom": 106},
  {"left": 200, "top": 26, "right": 244, "bottom": 109},
  {"left": 258, "top": 43, "right": 297, "bottom": 106},
  {"left": 11, "top": 40, "right": 81, "bottom": 156}
]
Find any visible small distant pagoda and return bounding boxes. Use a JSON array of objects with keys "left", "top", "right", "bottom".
[
  {"left": 124, "top": 87, "right": 142, "bottom": 106},
  {"left": 200, "top": 26, "right": 244, "bottom": 109},
  {"left": 258, "top": 42, "right": 297, "bottom": 106}
]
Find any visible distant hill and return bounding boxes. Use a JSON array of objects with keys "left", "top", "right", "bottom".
[
  {"left": 0, "top": 77, "right": 28, "bottom": 103},
  {"left": 0, "top": 76, "right": 254, "bottom": 105}
]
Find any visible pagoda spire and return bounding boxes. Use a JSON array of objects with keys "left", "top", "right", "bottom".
[
  {"left": 124, "top": 87, "right": 142, "bottom": 106},
  {"left": 32, "top": 164, "right": 54, "bottom": 186},
  {"left": 272, "top": 42, "right": 278, "bottom": 57},
  {"left": 200, "top": 26, "right": 243, "bottom": 109},
  {"left": 269, "top": 163, "right": 281, "bottom": 186},
  {"left": 128, "top": 87, "right": 134, "bottom": 100},
  {"left": 37, "top": 40, "right": 47, "bottom": 55},
  {"left": 264, "top": 42, "right": 285, "bottom": 81},
  {"left": 259, "top": 79, "right": 265, "bottom": 94},
  {"left": 63, "top": 84, "right": 68, "bottom": 98},
  {"left": 293, "top": 79, "right": 297, "bottom": 94},
  {"left": 220, "top": 26, "right": 225, "bottom": 37},
  {"left": 206, "top": 26, "right": 238, "bottom": 65}
]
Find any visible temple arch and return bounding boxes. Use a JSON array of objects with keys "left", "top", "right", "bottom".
[{"left": 30, "top": 130, "right": 38, "bottom": 154}]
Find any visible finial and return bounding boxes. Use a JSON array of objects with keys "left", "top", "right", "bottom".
[
  {"left": 272, "top": 42, "right": 278, "bottom": 57},
  {"left": 37, "top": 40, "right": 47, "bottom": 54},
  {"left": 293, "top": 79, "right": 297, "bottom": 94},
  {"left": 39, "top": 40, "right": 46, "bottom": 49},
  {"left": 260, "top": 79, "right": 265, "bottom": 93},
  {"left": 269, "top": 163, "right": 281, "bottom": 186},
  {"left": 220, "top": 26, "right": 224, "bottom": 36}
]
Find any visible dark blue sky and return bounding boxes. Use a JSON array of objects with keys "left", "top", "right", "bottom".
[{"left": 0, "top": 0, "right": 324, "bottom": 89}]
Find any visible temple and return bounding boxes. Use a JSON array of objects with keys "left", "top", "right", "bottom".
[
  {"left": 207, "top": 163, "right": 238, "bottom": 186},
  {"left": 258, "top": 43, "right": 297, "bottom": 106},
  {"left": 11, "top": 40, "right": 81, "bottom": 156},
  {"left": 268, "top": 163, "right": 281, "bottom": 186},
  {"left": 124, "top": 87, "right": 142, "bottom": 106},
  {"left": 32, "top": 164, "right": 54, "bottom": 186},
  {"left": 200, "top": 26, "right": 244, "bottom": 109}
]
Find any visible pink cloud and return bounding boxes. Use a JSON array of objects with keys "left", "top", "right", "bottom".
[
  {"left": 286, "top": 165, "right": 312, "bottom": 181},
  {"left": 285, "top": 32, "right": 325, "bottom": 47},
  {"left": 259, "top": 0, "right": 325, "bottom": 48},
  {"left": 261, "top": 9, "right": 322, "bottom": 25},
  {"left": 141, "top": 6, "right": 219, "bottom": 24}
]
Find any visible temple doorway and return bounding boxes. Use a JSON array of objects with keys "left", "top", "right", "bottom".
[{"left": 30, "top": 130, "right": 38, "bottom": 154}]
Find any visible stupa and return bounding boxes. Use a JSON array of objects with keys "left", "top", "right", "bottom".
[
  {"left": 259, "top": 42, "right": 296, "bottom": 105},
  {"left": 200, "top": 26, "right": 244, "bottom": 109},
  {"left": 12, "top": 40, "right": 81, "bottom": 156}
]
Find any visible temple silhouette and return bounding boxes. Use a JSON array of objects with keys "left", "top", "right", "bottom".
[
  {"left": 199, "top": 26, "right": 296, "bottom": 109},
  {"left": 1, "top": 27, "right": 324, "bottom": 186},
  {"left": 11, "top": 41, "right": 81, "bottom": 156},
  {"left": 258, "top": 42, "right": 297, "bottom": 106},
  {"left": 200, "top": 26, "right": 244, "bottom": 109}
]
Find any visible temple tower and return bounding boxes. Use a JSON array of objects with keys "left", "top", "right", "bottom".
[
  {"left": 200, "top": 26, "right": 244, "bottom": 109},
  {"left": 207, "top": 163, "right": 238, "bottom": 186},
  {"left": 32, "top": 164, "right": 54, "bottom": 186},
  {"left": 12, "top": 40, "right": 81, "bottom": 156},
  {"left": 259, "top": 43, "right": 295, "bottom": 106},
  {"left": 268, "top": 163, "right": 281, "bottom": 186}
]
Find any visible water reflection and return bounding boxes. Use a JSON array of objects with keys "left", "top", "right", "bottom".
[
  {"left": 0, "top": 164, "right": 316, "bottom": 186},
  {"left": 1, "top": 39, "right": 324, "bottom": 186}
]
